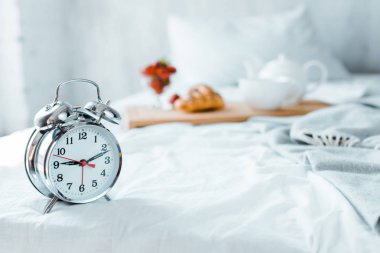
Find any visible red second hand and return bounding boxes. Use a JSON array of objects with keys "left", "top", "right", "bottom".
[{"left": 81, "top": 164, "right": 84, "bottom": 185}]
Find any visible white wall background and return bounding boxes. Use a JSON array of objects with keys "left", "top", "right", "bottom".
[
  {"left": 1, "top": 0, "right": 380, "bottom": 134},
  {"left": 0, "top": 0, "right": 27, "bottom": 134}
]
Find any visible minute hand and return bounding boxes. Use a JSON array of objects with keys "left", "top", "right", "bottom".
[{"left": 86, "top": 150, "right": 110, "bottom": 163}]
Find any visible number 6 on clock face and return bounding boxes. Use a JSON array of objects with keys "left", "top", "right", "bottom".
[{"left": 46, "top": 125, "right": 121, "bottom": 203}]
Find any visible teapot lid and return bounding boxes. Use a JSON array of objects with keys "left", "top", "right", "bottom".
[{"left": 259, "top": 54, "right": 305, "bottom": 81}]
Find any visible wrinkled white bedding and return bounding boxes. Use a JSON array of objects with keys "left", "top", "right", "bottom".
[
  {"left": 1, "top": 74, "right": 380, "bottom": 252},
  {"left": 1, "top": 122, "right": 379, "bottom": 252}
]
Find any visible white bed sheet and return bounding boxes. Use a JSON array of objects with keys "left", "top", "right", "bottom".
[{"left": 1, "top": 75, "right": 380, "bottom": 252}]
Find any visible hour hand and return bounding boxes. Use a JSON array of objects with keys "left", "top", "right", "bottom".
[{"left": 61, "top": 161, "right": 80, "bottom": 166}]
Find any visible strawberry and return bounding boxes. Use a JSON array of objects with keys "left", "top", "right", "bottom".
[
  {"left": 142, "top": 65, "right": 156, "bottom": 76},
  {"left": 156, "top": 68, "right": 171, "bottom": 79},
  {"left": 167, "top": 66, "right": 176, "bottom": 73},
  {"left": 150, "top": 78, "right": 164, "bottom": 94},
  {"left": 169, "top": 94, "right": 180, "bottom": 104}
]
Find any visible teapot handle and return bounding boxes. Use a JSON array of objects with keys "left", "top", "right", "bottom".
[{"left": 303, "top": 60, "right": 328, "bottom": 93}]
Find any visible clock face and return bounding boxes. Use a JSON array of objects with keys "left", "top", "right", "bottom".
[{"left": 47, "top": 125, "right": 121, "bottom": 202}]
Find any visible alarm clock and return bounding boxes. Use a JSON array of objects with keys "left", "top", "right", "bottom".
[{"left": 25, "top": 79, "right": 122, "bottom": 214}]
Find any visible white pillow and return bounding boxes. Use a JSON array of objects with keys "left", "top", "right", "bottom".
[{"left": 168, "top": 6, "right": 349, "bottom": 87}]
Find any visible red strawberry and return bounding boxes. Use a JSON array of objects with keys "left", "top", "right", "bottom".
[
  {"left": 156, "top": 68, "right": 171, "bottom": 79},
  {"left": 142, "top": 65, "right": 157, "bottom": 76},
  {"left": 169, "top": 94, "right": 180, "bottom": 104},
  {"left": 150, "top": 78, "right": 164, "bottom": 94},
  {"left": 167, "top": 66, "right": 176, "bottom": 73}
]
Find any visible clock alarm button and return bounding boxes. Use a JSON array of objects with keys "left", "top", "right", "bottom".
[
  {"left": 84, "top": 101, "right": 121, "bottom": 124},
  {"left": 34, "top": 101, "right": 73, "bottom": 127}
]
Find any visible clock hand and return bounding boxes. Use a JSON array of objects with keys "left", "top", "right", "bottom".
[
  {"left": 86, "top": 150, "right": 110, "bottom": 163},
  {"left": 53, "top": 155, "right": 96, "bottom": 168},
  {"left": 61, "top": 161, "right": 80, "bottom": 166},
  {"left": 81, "top": 163, "right": 84, "bottom": 186}
]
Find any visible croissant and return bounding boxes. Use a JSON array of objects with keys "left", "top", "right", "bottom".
[{"left": 174, "top": 85, "right": 224, "bottom": 113}]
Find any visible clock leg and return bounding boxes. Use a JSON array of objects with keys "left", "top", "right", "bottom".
[
  {"left": 43, "top": 196, "right": 59, "bottom": 214},
  {"left": 104, "top": 194, "right": 111, "bottom": 201}
]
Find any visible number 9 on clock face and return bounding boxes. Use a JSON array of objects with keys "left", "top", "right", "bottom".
[{"left": 47, "top": 125, "right": 121, "bottom": 203}]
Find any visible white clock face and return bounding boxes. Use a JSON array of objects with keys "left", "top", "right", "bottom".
[{"left": 47, "top": 125, "right": 121, "bottom": 202}]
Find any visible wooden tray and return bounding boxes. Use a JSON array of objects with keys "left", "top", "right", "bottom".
[{"left": 126, "top": 100, "right": 329, "bottom": 128}]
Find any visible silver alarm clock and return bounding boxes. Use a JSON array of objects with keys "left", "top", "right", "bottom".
[{"left": 25, "top": 79, "right": 122, "bottom": 214}]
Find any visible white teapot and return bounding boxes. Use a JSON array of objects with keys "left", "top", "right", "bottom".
[{"left": 239, "top": 54, "right": 328, "bottom": 109}]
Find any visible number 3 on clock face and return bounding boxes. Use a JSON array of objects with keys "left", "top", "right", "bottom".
[{"left": 47, "top": 125, "right": 121, "bottom": 203}]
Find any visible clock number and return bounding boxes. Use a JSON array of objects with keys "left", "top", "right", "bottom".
[
  {"left": 79, "top": 132, "right": 87, "bottom": 140},
  {"left": 67, "top": 182, "right": 72, "bottom": 190},
  {"left": 105, "top": 156, "right": 110, "bottom": 164},
  {"left": 79, "top": 184, "right": 85, "bottom": 192},
  {"left": 53, "top": 161, "right": 59, "bottom": 169},
  {"left": 101, "top": 170, "right": 106, "bottom": 176},
  {"left": 66, "top": 137, "right": 73, "bottom": 145},
  {"left": 92, "top": 180, "right": 97, "bottom": 187},
  {"left": 57, "top": 148, "right": 65, "bottom": 155},
  {"left": 101, "top": 144, "right": 107, "bottom": 152},
  {"left": 57, "top": 174, "right": 63, "bottom": 182},
  {"left": 94, "top": 135, "right": 97, "bottom": 143}
]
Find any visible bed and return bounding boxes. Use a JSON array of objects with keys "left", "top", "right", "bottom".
[{"left": 1, "top": 75, "right": 380, "bottom": 252}]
